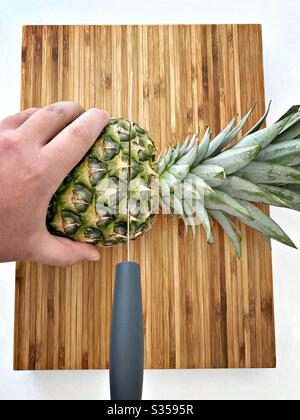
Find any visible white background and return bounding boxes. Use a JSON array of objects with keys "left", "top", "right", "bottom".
[{"left": 0, "top": 0, "right": 300, "bottom": 400}]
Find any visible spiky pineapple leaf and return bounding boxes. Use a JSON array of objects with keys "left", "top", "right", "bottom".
[
  {"left": 259, "top": 184, "right": 300, "bottom": 210},
  {"left": 157, "top": 148, "right": 171, "bottom": 175},
  {"left": 192, "top": 128, "right": 211, "bottom": 167},
  {"left": 205, "top": 188, "right": 253, "bottom": 221},
  {"left": 178, "top": 135, "right": 191, "bottom": 158},
  {"left": 164, "top": 148, "right": 173, "bottom": 166},
  {"left": 240, "top": 100, "right": 272, "bottom": 139},
  {"left": 196, "top": 206, "right": 214, "bottom": 244},
  {"left": 280, "top": 112, "right": 300, "bottom": 132},
  {"left": 262, "top": 234, "right": 272, "bottom": 250},
  {"left": 191, "top": 164, "right": 226, "bottom": 187},
  {"left": 160, "top": 178, "right": 171, "bottom": 198},
  {"left": 205, "top": 116, "right": 237, "bottom": 158},
  {"left": 234, "top": 114, "right": 290, "bottom": 150},
  {"left": 236, "top": 200, "right": 297, "bottom": 249},
  {"left": 172, "top": 192, "right": 184, "bottom": 216},
  {"left": 168, "top": 143, "right": 181, "bottom": 167},
  {"left": 182, "top": 214, "right": 197, "bottom": 237},
  {"left": 176, "top": 142, "right": 198, "bottom": 166},
  {"left": 183, "top": 196, "right": 211, "bottom": 241},
  {"left": 162, "top": 171, "right": 180, "bottom": 189},
  {"left": 185, "top": 134, "right": 198, "bottom": 154},
  {"left": 204, "top": 144, "right": 261, "bottom": 174},
  {"left": 283, "top": 184, "right": 300, "bottom": 195},
  {"left": 217, "top": 105, "right": 256, "bottom": 152},
  {"left": 217, "top": 176, "right": 290, "bottom": 207},
  {"left": 255, "top": 139, "right": 300, "bottom": 166},
  {"left": 273, "top": 106, "right": 300, "bottom": 142},
  {"left": 273, "top": 119, "right": 300, "bottom": 143},
  {"left": 276, "top": 105, "right": 300, "bottom": 123},
  {"left": 208, "top": 210, "right": 242, "bottom": 258},
  {"left": 236, "top": 161, "right": 300, "bottom": 184}
]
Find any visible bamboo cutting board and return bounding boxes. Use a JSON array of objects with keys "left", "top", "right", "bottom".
[{"left": 14, "top": 24, "right": 276, "bottom": 370}]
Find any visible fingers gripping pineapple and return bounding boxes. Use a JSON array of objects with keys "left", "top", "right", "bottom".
[{"left": 47, "top": 105, "right": 300, "bottom": 258}]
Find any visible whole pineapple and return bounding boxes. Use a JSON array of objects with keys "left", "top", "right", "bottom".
[
  {"left": 47, "top": 119, "right": 158, "bottom": 246},
  {"left": 47, "top": 104, "right": 300, "bottom": 257}
]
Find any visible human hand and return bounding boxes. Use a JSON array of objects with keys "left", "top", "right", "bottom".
[{"left": 0, "top": 102, "right": 110, "bottom": 267}]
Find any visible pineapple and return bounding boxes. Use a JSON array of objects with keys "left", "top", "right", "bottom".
[
  {"left": 47, "top": 104, "right": 300, "bottom": 258},
  {"left": 47, "top": 119, "right": 158, "bottom": 247}
]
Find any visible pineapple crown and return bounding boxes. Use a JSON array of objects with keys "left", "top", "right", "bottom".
[{"left": 156, "top": 103, "right": 300, "bottom": 258}]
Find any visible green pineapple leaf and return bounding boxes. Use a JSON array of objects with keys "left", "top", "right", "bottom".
[{"left": 209, "top": 210, "right": 243, "bottom": 259}]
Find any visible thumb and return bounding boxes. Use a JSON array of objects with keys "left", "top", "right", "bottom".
[{"left": 35, "top": 233, "right": 100, "bottom": 267}]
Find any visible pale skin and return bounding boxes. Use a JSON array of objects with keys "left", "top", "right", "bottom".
[{"left": 0, "top": 102, "right": 110, "bottom": 267}]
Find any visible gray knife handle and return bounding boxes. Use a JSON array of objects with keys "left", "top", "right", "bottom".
[{"left": 110, "top": 262, "right": 144, "bottom": 400}]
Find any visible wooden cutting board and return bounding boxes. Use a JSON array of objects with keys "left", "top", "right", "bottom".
[{"left": 14, "top": 24, "right": 276, "bottom": 370}]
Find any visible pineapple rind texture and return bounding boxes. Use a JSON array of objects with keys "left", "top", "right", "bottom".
[
  {"left": 47, "top": 118, "right": 158, "bottom": 246},
  {"left": 47, "top": 104, "right": 300, "bottom": 257}
]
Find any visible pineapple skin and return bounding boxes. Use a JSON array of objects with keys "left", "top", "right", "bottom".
[{"left": 47, "top": 118, "right": 158, "bottom": 246}]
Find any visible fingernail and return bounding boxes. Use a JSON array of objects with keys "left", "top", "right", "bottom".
[{"left": 89, "top": 253, "right": 100, "bottom": 262}]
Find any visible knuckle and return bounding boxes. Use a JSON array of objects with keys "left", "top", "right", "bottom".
[
  {"left": 69, "top": 123, "right": 90, "bottom": 146},
  {"left": 45, "top": 103, "right": 67, "bottom": 117},
  {"left": 89, "top": 108, "right": 109, "bottom": 121},
  {"left": 70, "top": 101, "right": 83, "bottom": 112},
  {"left": 23, "top": 154, "right": 45, "bottom": 182},
  {"left": 8, "top": 112, "right": 22, "bottom": 121},
  {"left": 0, "top": 115, "right": 18, "bottom": 128},
  {"left": 24, "top": 107, "right": 39, "bottom": 116},
  {"left": 89, "top": 107, "right": 103, "bottom": 116},
  {"left": 25, "top": 165, "right": 43, "bottom": 183},
  {"left": 0, "top": 132, "right": 17, "bottom": 151},
  {"left": 45, "top": 102, "right": 83, "bottom": 119}
]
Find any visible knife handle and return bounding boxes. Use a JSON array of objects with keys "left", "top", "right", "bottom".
[{"left": 110, "top": 262, "right": 144, "bottom": 400}]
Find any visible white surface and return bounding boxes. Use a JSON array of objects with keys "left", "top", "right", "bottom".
[{"left": 0, "top": 0, "right": 300, "bottom": 401}]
